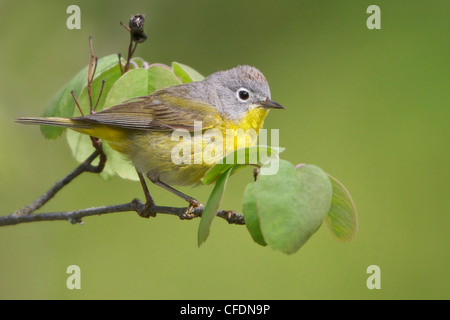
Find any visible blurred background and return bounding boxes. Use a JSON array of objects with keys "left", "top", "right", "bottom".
[{"left": 0, "top": 0, "right": 448, "bottom": 299}]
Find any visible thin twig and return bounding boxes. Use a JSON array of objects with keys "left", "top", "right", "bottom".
[
  {"left": 87, "top": 37, "right": 96, "bottom": 112},
  {"left": 117, "top": 53, "right": 124, "bottom": 74},
  {"left": 0, "top": 199, "right": 245, "bottom": 227},
  {"left": 124, "top": 38, "right": 135, "bottom": 73},
  {"left": 119, "top": 21, "right": 131, "bottom": 32},
  {"left": 71, "top": 90, "right": 84, "bottom": 116},
  {"left": 90, "top": 57, "right": 99, "bottom": 84},
  {"left": 2, "top": 202, "right": 136, "bottom": 226},
  {"left": 80, "top": 36, "right": 107, "bottom": 168},
  {"left": 94, "top": 79, "right": 106, "bottom": 112}
]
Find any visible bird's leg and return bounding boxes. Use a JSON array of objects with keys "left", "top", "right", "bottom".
[
  {"left": 148, "top": 176, "right": 203, "bottom": 218},
  {"left": 136, "top": 170, "right": 156, "bottom": 218}
]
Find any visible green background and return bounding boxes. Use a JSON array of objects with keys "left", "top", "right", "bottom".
[{"left": 0, "top": 0, "right": 448, "bottom": 299}]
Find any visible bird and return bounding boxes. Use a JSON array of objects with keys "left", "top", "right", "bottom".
[{"left": 16, "top": 65, "right": 284, "bottom": 215}]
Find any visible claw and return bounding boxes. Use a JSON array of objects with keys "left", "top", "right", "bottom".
[
  {"left": 181, "top": 200, "right": 203, "bottom": 220},
  {"left": 138, "top": 201, "right": 157, "bottom": 218}
]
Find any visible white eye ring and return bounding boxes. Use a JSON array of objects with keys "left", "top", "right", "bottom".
[{"left": 236, "top": 88, "right": 250, "bottom": 101}]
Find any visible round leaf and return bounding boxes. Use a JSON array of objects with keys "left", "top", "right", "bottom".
[
  {"left": 103, "top": 68, "right": 149, "bottom": 108},
  {"left": 253, "top": 160, "right": 332, "bottom": 254},
  {"left": 147, "top": 65, "right": 181, "bottom": 93}
]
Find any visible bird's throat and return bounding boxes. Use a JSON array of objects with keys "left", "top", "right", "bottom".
[{"left": 224, "top": 108, "right": 269, "bottom": 132}]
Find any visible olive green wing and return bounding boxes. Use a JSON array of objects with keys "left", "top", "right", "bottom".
[{"left": 75, "top": 89, "right": 221, "bottom": 131}]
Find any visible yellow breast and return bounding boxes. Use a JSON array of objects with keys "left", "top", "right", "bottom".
[
  {"left": 219, "top": 107, "right": 269, "bottom": 153},
  {"left": 222, "top": 107, "right": 269, "bottom": 132}
]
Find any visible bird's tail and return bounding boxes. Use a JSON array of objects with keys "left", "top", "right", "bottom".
[{"left": 15, "top": 117, "right": 91, "bottom": 129}]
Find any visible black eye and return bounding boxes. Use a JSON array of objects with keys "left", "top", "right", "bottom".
[{"left": 237, "top": 89, "right": 250, "bottom": 101}]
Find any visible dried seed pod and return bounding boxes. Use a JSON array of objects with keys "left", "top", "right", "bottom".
[{"left": 129, "top": 14, "right": 147, "bottom": 43}]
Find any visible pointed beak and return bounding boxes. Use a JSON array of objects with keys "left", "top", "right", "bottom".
[{"left": 259, "top": 99, "right": 285, "bottom": 110}]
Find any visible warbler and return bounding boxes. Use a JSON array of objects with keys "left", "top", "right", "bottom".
[{"left": 16, "top": 65, "right": 284, "bottom": 212}]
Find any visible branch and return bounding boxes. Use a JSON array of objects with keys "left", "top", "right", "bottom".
[
  {"left": 2, "top": 148, "right": 244, "bottom": 227},
  {"left": 0, "top": 199, "right": 245, "bottom": 227},
  {"left": 2, "top": 149, "right": 244, "bottom": 227}
]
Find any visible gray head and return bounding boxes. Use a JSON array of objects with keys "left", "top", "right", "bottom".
[{"left": 188, "top": 65, "right": 284, "bottom": 120}]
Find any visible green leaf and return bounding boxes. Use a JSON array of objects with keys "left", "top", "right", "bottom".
[
  {"left": 101, "top": 140, "right": 138, "bottom": 180},
  {"left": 325, "top": 174, "right": 358, "bottom": 242},
  {"left": 41, "top": 54, "right": 120, "bottom": 139},
  {"left": 103, "top": 68, "right": 149, "bottom": 108},
  {"left": 242, "top": 182, "right": 267, "bottom": 246},
  {"left": 201, "top": 145, "right": 284, "bottom": 185},
  {"left": 147, "top": 65, "right": 182, "bottom": 93},
  {"left": 172, "top": 62, "right": 205, "bottom": 83},
  {"left": 198, "top": 167, "right": 233, "bottom": 247},
  {"left": 253, "top": 160, "right": 332, "bottom": 254}
]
